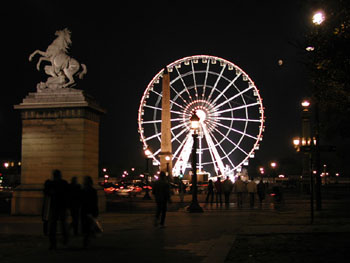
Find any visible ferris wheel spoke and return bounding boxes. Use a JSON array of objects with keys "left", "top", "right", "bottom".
[
  {"left": 143, "top": 117, "right": 184, "bottom": 125},
  {"left": 142, "top": 120, "right": 162, "bottom": 124},
  {"left": 172, "top": 131, "right": 192, "bottom": 160},
  {"left": 152, "top": 148, "right": 161, "bottom": 157},
  {"left": 211, "top": 125, "right": 249, "bottom": 156},
  {"left": 202, "top": 124, "right": 226, "bottom": 175},
  {"left": 202, "top": 133, "right": 220, "bottom": 174},
  {"left": 173, "top": 134, "right": 193, "bottom": 175},
  {"left": 216, "top": 116, "right": 262, "bottom": 123},
  {"left": 143, "top": 104, "right": 162, "bottom": 111},
  {"left": 202, "top": 60, "right": 210, "bottom": 99},
  {"left": 191, "top": 61, "right": 199, "bottom": 98},
  {"left": 211, "top": 72, "right": 242, "bottom": 105},
  {"left": 170, "top": 84, "right": 188, "bottom": 104},
  {"left": 171, "top": 122, "right": 187, "bottom": 132},
  {"left": 143, "top": 104, "right": 186, "bottom": 116},
  {"left": 215, "top": 121, "right": 258, "bottom": 140},
  {"left": 213, "top": 85, "right": 254, "bottom": 111},
  {"left": 207, "top": 126, "right": 236, "bottom": 169},
  {"left": 215, "top": 102, "right": 260, "bottom": 115},
  {"left": 171, "top": 125, "right": 188, "bottom": 143},
  {"left": 208, "top": 64, "right": 226, "bottom": 102},
  {"left": 150, "top": 88, "right": 186, "bottom": 111},
  {"left": 144, "top": 131, "right": 161, "bottom": 142},
  {"left": 170, "top": 98, "right": 187, "bottom": 111},
  {"left": 175, "top": 67, "right": 193, "bottom": 101}
]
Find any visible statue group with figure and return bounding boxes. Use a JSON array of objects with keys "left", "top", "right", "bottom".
[{"left": 29, "top": 28, "right": 87, "bottom": 91}]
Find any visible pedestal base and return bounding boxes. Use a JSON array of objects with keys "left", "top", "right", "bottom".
[
  {"left": 13, "top": 88, "right": 106, "bottom": 215},
  {"left": 187, "top": 201, "right": 204, "bottom": 213},
  {"left": 11, "top": 184, "right": 44, "bottom": 215},
  {"left": 11, "top": 184, "right": 106, "bottom": 215}
]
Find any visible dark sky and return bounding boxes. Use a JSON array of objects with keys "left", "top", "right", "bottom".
[{"left": 1, "top": 0, "right": 309, "bottom": 171}]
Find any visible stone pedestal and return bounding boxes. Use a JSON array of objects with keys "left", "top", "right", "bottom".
[{"left": 12, "top": 88, "right": 106, "bottom": 215}]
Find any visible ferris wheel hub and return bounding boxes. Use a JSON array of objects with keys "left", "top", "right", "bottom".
[{"left": 196, "top": 109, "right": 206, "bottom": 122}]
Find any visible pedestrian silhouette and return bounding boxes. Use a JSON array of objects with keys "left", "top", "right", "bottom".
[
  {"left": 257, "top": 180, "right": 266, "bottom": 207},
  {"left": 152, "top": 171, "right": 171, "bottom": 228},
  {"left": 42, "top": 176, "right": 52, "bottom": 236},
  {"left": 247, "top": 178, "right": 257, "bottom": 208},
  {"left": 80, "top": 176, "right": 99, "bottom": 248},
  {"left": 234, "top": 176, "right": 246, "bottom": 208},
  {"left": 47, "top": 169, "right": 69, "bottom": 249},
  {"left": 178, "top": 179, "right": 186, "bottom": 203},
  {"left": 214, "top": 177, "right": 223, "bottom": 205},
  {"left": 68, "top": 176, "right": 81, "bottom": 236},
  {"left": 205, "top": 179, "right": 214, "bottom": 205},
  {"left": 223, "top": 176, "right": 233, "bottom": 206}
]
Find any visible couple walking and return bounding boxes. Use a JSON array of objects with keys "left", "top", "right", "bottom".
[
  {"left": 205, "top": 176, "right": 234, "bottom": 206},
  {"left": 42, "top": 169, "right": 99, "bottom": 249}
]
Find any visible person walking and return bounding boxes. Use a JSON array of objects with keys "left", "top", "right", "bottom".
[
  {"left": 205, "top": 179, "right": 214, "bottom": 205},
  {"left": 152, "top": 171, "right": 171, "bottom": 228},
  {"left": 223, "top": 176, "right": 233, "bottom": 206},
  {"left": 257, "top": 180, "right": 266, "bottom": 207},
  {"left": 178, "top": 179, "right": 186, "bottom": 203},
  {"left": 234, "top": 176, "right": 246, "bottom": 208},
  {"left": 247, "top": 178, "right": 257, "bottom": 208},
  {"left": 42, "top": 177, "right": 52, "bottom": 236},
  {"left": 214, "top": 177, "right": 223, "bottom": 205},
  {"left": 47, "top": 169, "right": 69, "bottom": 250},
  {"left": 68, "top": 176, "right": 81, "bottom": 236},
  {"left": 80, "top": 176, "right": 99, "bottom": 248}
]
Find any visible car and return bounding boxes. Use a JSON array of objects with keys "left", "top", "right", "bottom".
[
  {"left": 197, "top": 182, "right": 208, "bottom": 194},
  {"left": 115, "top": 184, "right": 143, "bottom": 197},
  {"left": 103, "top": 183, "right": 120, "bottom": 194}
]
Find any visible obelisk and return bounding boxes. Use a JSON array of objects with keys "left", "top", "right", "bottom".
[{"left": 159, "top": 68, "right": 173, "bottom": 177}]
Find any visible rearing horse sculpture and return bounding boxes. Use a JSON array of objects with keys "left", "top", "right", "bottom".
[{"left": 29, "top": 28, "right": 87, "bottom": 89}]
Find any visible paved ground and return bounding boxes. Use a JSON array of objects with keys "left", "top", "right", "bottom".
[{"left": 1, "top": 189, "right": 350, "bottom": 263}]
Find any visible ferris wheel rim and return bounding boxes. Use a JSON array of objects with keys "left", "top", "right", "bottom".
[{"left": 138, "top": 55, "right": 265, "bottom": 173}]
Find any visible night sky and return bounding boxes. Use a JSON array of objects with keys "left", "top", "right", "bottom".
[{"left": 1, "top": 1, "right": 309, "bottom": 172}]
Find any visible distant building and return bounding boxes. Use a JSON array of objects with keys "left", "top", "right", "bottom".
[{"left": 0, "top": 159, "right": 21, "bottom": 188}]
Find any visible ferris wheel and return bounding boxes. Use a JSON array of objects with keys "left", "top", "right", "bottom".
[{"left": 138, "top": 55, "right": 265, "bottom": 177}]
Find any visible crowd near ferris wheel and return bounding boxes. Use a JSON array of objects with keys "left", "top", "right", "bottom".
[{"left": 138, "top": 55, "right": 265, "bottom": 179}]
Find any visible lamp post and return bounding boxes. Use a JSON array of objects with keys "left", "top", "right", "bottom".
[
  {"left": 165, "top": 155, "right": 171, "bottom": 176},
  {"left": 187, "top": 111, "right": 203, "bottom": 213},
  {"left": 294, "top": 98, "right": 321, "bottom": 222},
  {"left": 312, "top": 11, "right": 325, "bottom": 25},
  {"left": 311, "top": 10, "right": 325, "bottom": 211},
  {"left": 143, "top": 149, "right": 152, "bottom": 200},
  {"left": 270, "top": 162, "right": 277, "bottom": 183}
]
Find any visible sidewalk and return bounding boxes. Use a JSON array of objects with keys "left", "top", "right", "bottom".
[{"left": 1, "top": 192, "right": 350, "bottom": 263}]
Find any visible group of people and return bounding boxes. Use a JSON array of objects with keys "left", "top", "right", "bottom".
[
  {"left": 151, "top": 173, "right": 269, "bottom": 228},
  {"left": 205, "top": 176, "right": 266, "bottom": 208},
  {"left": 42, "top": 169, "right": 99, "bottom": 249}
]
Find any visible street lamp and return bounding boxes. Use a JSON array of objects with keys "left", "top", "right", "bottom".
[
  {"left": 187, "top": 111, "right": 203, "bottom": 213},
  {"left": 270, "top": 162, "right": 277, "bottom": 169},
  {"left": 311, "top": 12, "right": 324, "bottom": 211},
  {"left": 270, "top": 162, "right": 277, "bottom": 183},
  {"left": 293, "top": 137, "right": 301, "bottom": 150},
  {"left": 312, "top": 11, "right": 325, "bottom": 25},
  {"left": 143, "top": 148, "right": 152, "bottom": 200},
  {"left": 165, "top": 155, "right": 171, "bottom": 176}
]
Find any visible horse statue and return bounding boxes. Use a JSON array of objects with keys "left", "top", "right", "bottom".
[{"left": 29, "top": 28, "right": 87, "bottom": 90}]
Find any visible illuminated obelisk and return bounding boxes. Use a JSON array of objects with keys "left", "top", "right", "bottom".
[{"left": 159, "top": 68, "right": 173, "bottom": 177}]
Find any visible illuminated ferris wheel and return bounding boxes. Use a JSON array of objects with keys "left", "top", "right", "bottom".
[{"left": 138, "top": 55, "right": 265, "bottom": 177}]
